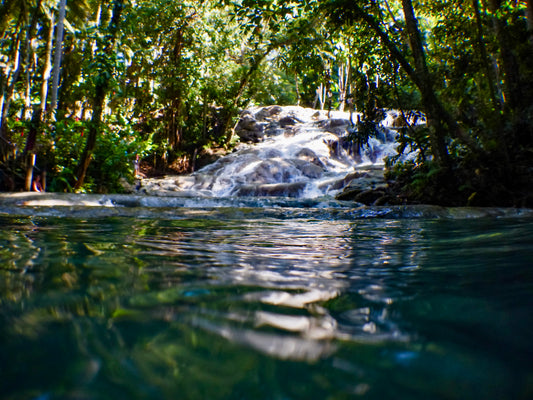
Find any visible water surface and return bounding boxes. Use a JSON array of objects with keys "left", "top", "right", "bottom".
[{"left": 1, "top": 207, "right": 532, "bottom": 399}]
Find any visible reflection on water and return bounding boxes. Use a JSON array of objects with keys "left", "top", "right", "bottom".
[{"left": 1, "top": 212, "right": 533, "bottom": 399}]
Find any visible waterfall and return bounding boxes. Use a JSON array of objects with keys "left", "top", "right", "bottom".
[{"left": 154, "top": 106, "right": 419, "bottom": 199}]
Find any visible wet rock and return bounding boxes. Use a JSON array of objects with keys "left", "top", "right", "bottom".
[
  {"left": 279, "top": 115, "right": 301, "bottom": 127},
  {"left": 244, "top": 159, "right": 298, "bottom": 184},
  {"left": 195, "top": 147, "right": 228, "bottom": 170},
  {"left": 290, "top": 159, "right": 324, "bottom": 179},
  {"left": 255, "top": 105, "right": 283, "bottom": 120},
  {"left": 328, "top": 171, "right": 369, "bottom": 191},
  {"left": 235, "top": 115, "right": 265, "bottom": 143},
  {"left": 234, "top": 182, "right": 306, "bottom": 197},
  {"left": 335, "top": 166, "right": 387, "bottom": 202},
  {"left": 264, "top": 125, "right": 285, "bottom": 137},
  {"left": 335, "top": 187, "right": 389, "bottom": 205},
  {"left": 295, "top": 148, "right": 325, "bottom": 168},
  {"left": 323, "top": 139, "right": 356, "bottom": 163},
  {"left": 335, "top": 187, "right": 361, "bottom": 201},
  {"left": 317, "top": 118, "right": 350, "bottom": 135},
  {"left": 354, "top": 189, "right": 386, "bottom": 205}
]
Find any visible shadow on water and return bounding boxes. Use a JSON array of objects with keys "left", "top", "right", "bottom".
[{"left": 1, "top": 213, "right": 533, "bottom": 399}]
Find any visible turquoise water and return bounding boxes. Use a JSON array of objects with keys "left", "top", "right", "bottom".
[{"left": 1, "top": 206, "right": 532, "bottom": 399}]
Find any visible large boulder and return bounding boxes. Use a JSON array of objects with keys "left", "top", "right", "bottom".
[
  {"left": 235, "top": 114, "right": 265, "bottom": 142},
  {"left": 334, "top": 166, "right": 389, "bottom": 204}
]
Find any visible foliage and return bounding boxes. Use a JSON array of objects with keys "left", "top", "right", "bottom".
[{"left": 0, "top": 0, "right": 532, "bottom": 205}]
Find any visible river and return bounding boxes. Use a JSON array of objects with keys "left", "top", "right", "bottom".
[{"left": 1, "top": 199, "right": 532, "bottom": 399}]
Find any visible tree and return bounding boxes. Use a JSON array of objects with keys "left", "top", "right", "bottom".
[
  {"left": 48, "top": 0, "right": 67, "bottom": 119},
  {"left": 74, "top": 0, "right": 124, "bottom": 190},
  {"left": 319, "top": 0, "right": 533, "bottom": 205}
]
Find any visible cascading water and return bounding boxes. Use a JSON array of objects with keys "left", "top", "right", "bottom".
[{"left": 169, "top": 106, "right": 418, "bottom": 199}]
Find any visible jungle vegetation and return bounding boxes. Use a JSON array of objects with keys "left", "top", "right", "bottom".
[{"left": 0, "top": 0, "right": 532, "bottom": 206}]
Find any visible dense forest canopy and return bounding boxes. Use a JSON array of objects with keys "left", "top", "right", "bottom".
[{"left": 0, "top": 0, "right": 532, "bottom": 205}]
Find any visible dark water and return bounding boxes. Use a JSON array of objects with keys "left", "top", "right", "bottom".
[{"left": 1, "top": 208, "right": 532, "bottom": 400}]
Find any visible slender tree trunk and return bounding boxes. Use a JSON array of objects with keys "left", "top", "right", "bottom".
[
  {"left": 526, "top": 0, "right": 533, "bottom": 46},
  {"left": 338, "top": 60, "right": 350, "bottom": 111},
  {"left": 49, "top": 0, "right": 67, "bottom": 120},
  {"left": 21, "top": 0, "right": 42, "bottom": 120},
  {"left": 294, "top": 72, "right": 300, "bottom": 106},
  {"left": 74, "top": 0, "right": 124, "bottom": 190},
  {"left": 472, "top": 0, "right": 501, "bottom": 111},
  {"left": 25, "top": 152, "right": 36, "bottom": 191},
  {"left": 75, "top": 87, "right": 104, "bottom": 190},
  {"left": 401, "top": 0, "right": 450, "bottom": 166},
  {"left": 487, "top": 0, "right": 523, "bottom": 111},
  {"left": 0, "top": 20, "right": 23, "bottom": 155},
  {"left": 23, "top": 105, "right": 42, "bottom": 190},
  {"left": 41, "top": 11, "right": 55, "bottom": 118}
]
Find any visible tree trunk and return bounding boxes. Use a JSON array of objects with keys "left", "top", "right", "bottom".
[
  {"left": 49, "top": 0, "right": 67, "bottom": 120},
  {"left": 0, "top": 20, "right": 23, "bottom": 149},
  {"left": 401, "top": 0, "right": 450, "bottom": 166},
  {"left": 40, "top": 10, "right": 55, "bottom": 118},
  {"left": 294, "top": 72, "right": 300, "bottom": 106},
  {"left": 338, "top": 60, "right": 350, "bottom": 112},
  {"left": 74, "top": 88, "right": 103, "bottom": 190},
  {"left": 526, "top": 0, "right": 533, "bottom": 46},
  {"left": 487, "top": 0, "right": 523, "bottom": 111},
  {"left": 25, "top": 152, "right": 36, "bottom": 191},
  {"left": 472, "top": 0, "right": 502, "bottom": 111},
  {"left": 21, "top": 0, "right": 42, "bottom": 120},
  {"left": 74, "top": 0, "right": 124, "bottom": 190}
]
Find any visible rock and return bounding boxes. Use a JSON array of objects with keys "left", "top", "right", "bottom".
[
  {"left": 264, "top": 125, "right": 285, "bottom": 137},
  {"left": 119, "top": 177, "right": 136, "bottom": 193},
  {"left": 243, "top": 159, "right": 297, "bottom": 184},
  {"left": 354, "top": 189, "right": 386, "bottom": 205},
  {"left": 295, "top": 148, "right": 325, "bottom": 168},
  {"left": 235, "top": 114, "right": 265, "bottom": 142},
  {"left": 334, "top": 166, "right": 387, "bottom": 202},
  {"left": 335, "top": 187, "right": 360, "bottom": 201},
  {"left": 290, "top": 159, "right": 324, "bottom": 179},
  {"left": 312, "top": 111, "right": 322, "bottom": 120},
  {"left": 391, "top": 113, "right": 408, "bottom": 127},
  {"left": 234, "top": 182, "right": 306, "bottom": 197},
  {"left": 335, "top": 187, "right": 388, "bottom": 205},
  {"left": 328, "top": 171, "right": 369, "bottom": 191},
  {"left": 279, "top": 115, "right": 301, "bottom": 127},
  {"left": 255, "top": 105, "right": 283, "bottom": 120},
  {"left": 195, "top": 147, "right": 228, "bottom": 170},
  {"left": 317, "top": 118, "right": 350, "bottom": 135}
]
